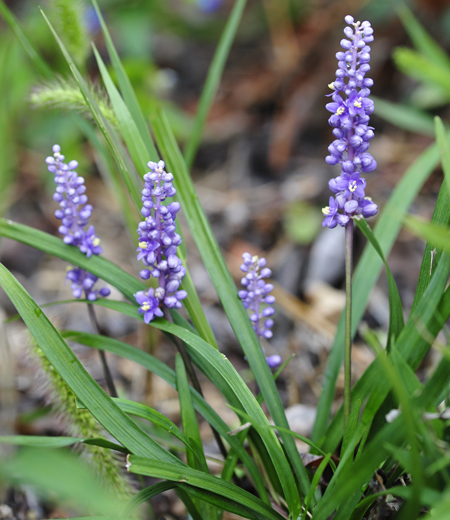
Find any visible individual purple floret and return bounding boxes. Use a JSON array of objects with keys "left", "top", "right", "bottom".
[
  {"left": 238, "top": 252, "right": 280, "bottom": 368},
  {"left": 46, "top": 145, "right": 110, "bottom": 301},
  {"left": 134, "top": 160, "right": 187, "bottom": 323},
  {"left": 322, "top": 15, "right": 378, "bottom": 228}
]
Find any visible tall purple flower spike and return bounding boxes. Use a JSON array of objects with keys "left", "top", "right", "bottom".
[
  {"left": 46, "top": 145, "right": 110, "bottom": 302},
  {"left": 134, "top": 160, "right": 187, "bottom": 324},
  {"left": 238, "top": 253, "right": 281, "bottom": 368},
  {"left": 322, "top": 15, "right": 378, "bottom": 228}
]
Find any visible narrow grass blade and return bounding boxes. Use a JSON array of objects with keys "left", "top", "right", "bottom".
[
  {"left": 176, "top": 354, "right": 215, "bottom": 519},
  {"left": 397, "top": 5, "right": 450, "bottom": 70},
  {"left": 40, "top": 9, "right": 143, "bottom": 212},
  {"left": 371, "top": 95, "right": 435, "bottom": 136},
  {"left": 93, "top": 45, "right": 149, "bottom": 178},
  {"left": 0, "top": 435, "right": 127, "bottom": 453},
  {"left": 304, "top": 454, "right": 331, "bottom": 517},
  {"left": 0, "top": 263, "right": 180, "bottom": 463},
  {"left": 74, "top": 117, "right": 139, "bottom": 239},
  {"left": 183, "top": 0, "right": 247, "bottom": 169},
  {"left": 435, "top": 116, "right": 450, "bottom": 197},
  {"left": 0, "top": 218, "right": 144, "bottom": 302},
  {"left": 92, "top": 0, "right": 157, "bottom": 161},
  {"left": 341, "top": 399, "right": 361, "bottom": 459},
  {"left": 0, "top": 0, "right": 53, "bottom": 78},
  {"left": 393, "top": 47, "right": 450, "bottom": 97},
  {"left": 404, "top": 217, "right": 450, "bottom": 255},
  {"left": 175, "top": 354, "right": 210, "bottom": 473},
  {"left": 410, "top": 181, "right": 450, "bottom": 314},
  {"left": 120, "top": 482, "right": 177, "bottom": 517},
  {"left": 312, "top": 139, "right": 441, "bottom": 442},
  {"left": 151, "top": 108, "right": 309, "bottom": 504},
  {"left": 0, "top": 436, "right": 84, "bottom": 448},
  {"left": 61, "top": 329, "right": 269, "bottom": 502},
  {"left": 127, "top": 456, "right": 285, "bottom": 520},
  {"left": 78, "top": 397, "right": 189, "bottom": 449},
  {"left": 356, "top": 218, "right": 404, "bottom": 348}
]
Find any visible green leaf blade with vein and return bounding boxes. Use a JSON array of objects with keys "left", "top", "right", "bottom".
[
  {"left": 356, "top": 218, "right": 404, "bottom": 347},
  {"left": 312, "top": 138, "right": 441, "bottom": 443},
  {"left": 151, "top": 108, "right": 309, "bottom": 506}
]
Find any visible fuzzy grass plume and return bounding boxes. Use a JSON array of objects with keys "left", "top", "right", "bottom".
[
  {"left": 33, "top": 343, "right": 134, "bottom": 502},
  {"left": 30, "top": 77, "right": 118, "bottom": 127},
  {"left": 50, "top": 0, "right": 90, "bottom": 68}
]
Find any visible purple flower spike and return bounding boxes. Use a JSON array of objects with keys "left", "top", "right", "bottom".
[
  {"left": 239, "top": 253, "right": 281, "bottom": 368},
  {"left": 134, "top": 160, "right": 186, "bottom": 323},
  {"left": 46, "top": 145, "right": 110, "bottom": 301},
  {"left": 323, "top": 16, "right": 378, "bottom": 229}
]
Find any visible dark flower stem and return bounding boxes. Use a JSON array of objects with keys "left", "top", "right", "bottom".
[
  {"left": 163, "top": 308, "right": 228, "bottom": 460},
  {"left": 344, "top": 219, "right": 354, "bottom": 430},
  {"left": 87, "top": 304, "right": 118, "bottom": 398}
]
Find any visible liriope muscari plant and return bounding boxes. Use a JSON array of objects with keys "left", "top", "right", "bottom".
[
  {"left": 238, "top": 253, "right": 281, "bottom": 368},
  {"left": 322, "top": 15, "right": 378, "bottom": 427}
]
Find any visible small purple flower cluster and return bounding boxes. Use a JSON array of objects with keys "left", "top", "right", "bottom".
[
  {"left": 238, "top": 253, "right": 281, "bottom": 368},
  {"left": 134, "top": 160, "right": 187, "bottom": 324},
  {"left": 46, "top": 145, "right": 110, "bottom": 301},
  {"left": 323, "top": 15, "right": 378, "bottom": 229}
]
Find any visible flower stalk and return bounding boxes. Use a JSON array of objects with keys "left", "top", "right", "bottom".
[{"left": 344, "top": 219, "right": 353, "bottom": 428}]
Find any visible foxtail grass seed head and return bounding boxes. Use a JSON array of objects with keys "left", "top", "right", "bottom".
[
  {"left": 46, "top": 145, "right": 110, "bottom": 301},
  {"left": 134, "top": 160, "right": 187, "bottom": 323},
  {"left": 239, "top": 253, "right": 280, "bottom": 368},
  {"left": 323, "top": 15, "right": 378, "bottom": 228}
]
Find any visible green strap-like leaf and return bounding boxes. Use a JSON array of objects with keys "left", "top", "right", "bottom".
[
  {"left": 356, "top": 218, "right": 404, "bottom": 348},
  {"left": 0, "top": 435, "right": 128, "bottom": 454},
  {"left": 183, "top": 0, "right": 247, "bottom": 169},
  {"left": 127, "top": 456, "right": 285, "bottom": 520},
  {"left": 0, "top": 0, "right": 53, "bottom": 78}
]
